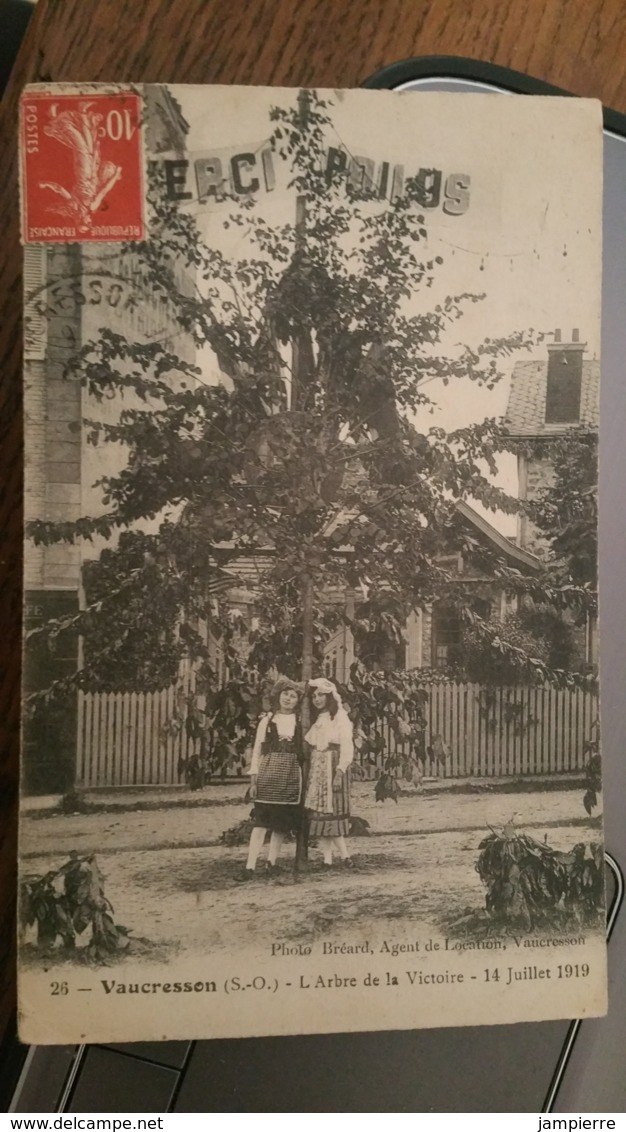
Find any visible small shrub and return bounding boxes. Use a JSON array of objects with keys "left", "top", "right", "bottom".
[
  {"left": 476, "top": 827, "right": 603, "bottom": 930},
  {"left": 583, "top": 753, "right": 602, "bottom": 815},
  {"left": 219, "top": 818, "right": 260, "bottom": 847},
  {"left": 375, "top": 772, "right": 400, "bottom": 803},
  {"left": 20, "top": 853, "right": 130, "bottom": 959},
  {"left": 59, "top": 790, "right": 90, "bottom": 814}
]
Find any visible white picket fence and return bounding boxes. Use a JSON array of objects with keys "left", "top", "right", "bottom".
[
  {"left": 369, "top": 682, "right": 598, "bottom": 779},
  {"left": 76, "top": 687, "right": 194, "bottom": 787},
  {"left": 75, "top": 681, "right": 598, "bottom": 788}
]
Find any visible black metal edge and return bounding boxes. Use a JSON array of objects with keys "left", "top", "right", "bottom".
[
  {"left": 362, "top": 55, "right": 626, "bottom": 136},
  {"left": 543, "top": 852, "right": 624, "bottom": 1112},
  {"left": 0, "top": 1015, "right": 29, "bottom": 1112}
]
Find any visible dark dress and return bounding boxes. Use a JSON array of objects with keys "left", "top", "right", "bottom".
[{"left": 250, "top": 716, "right": 303, "bottom": 834}]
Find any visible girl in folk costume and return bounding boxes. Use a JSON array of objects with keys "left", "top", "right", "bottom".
[
  {"left": 238, "top": 677, "right": 304, "bottom": 880},
  {"left": 304, "top": 678, "right": 355, "bottom": 868}
]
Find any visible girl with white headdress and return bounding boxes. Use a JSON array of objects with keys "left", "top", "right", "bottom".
[{"left": 304, "top": 677, "right": 355, "bottom": 868}]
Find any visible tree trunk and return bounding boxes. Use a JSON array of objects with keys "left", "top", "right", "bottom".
[
  {"left": 295, "top": 568, "right": 314, "bottom": 873},
  {"left": 293, "top": 126, "right": 312, "bottom": 874}
]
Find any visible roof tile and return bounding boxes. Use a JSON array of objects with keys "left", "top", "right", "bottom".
[{"left": 504, "top": 358, "right": 599, "bottom": 435}]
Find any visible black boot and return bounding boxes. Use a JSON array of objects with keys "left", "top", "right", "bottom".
[{"left": 234, "top": 868, "right": 256, "bottom": 883}]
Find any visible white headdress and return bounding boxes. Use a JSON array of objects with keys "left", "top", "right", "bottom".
[
  {"left": 308, "top": 677, "right": 343, "bottom": 710},
  {"left": 306, "top": 678, "right": 353, "bottom": 767}
]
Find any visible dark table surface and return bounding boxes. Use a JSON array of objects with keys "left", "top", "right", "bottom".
[{"left": 2, "top": 0, "right": 626, "bottom": 1047}]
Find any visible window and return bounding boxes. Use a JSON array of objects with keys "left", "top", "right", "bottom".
[
  {"left": 545, "top": 349, "right": 582, "bottom": 423},
  {"left": 431, "top": 604, "right": 462, "bottom": 669},
  {"left": 356, "top": 639, "right": 406, "bottom": 673}
]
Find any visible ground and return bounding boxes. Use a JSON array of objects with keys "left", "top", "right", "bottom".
[{"left": 20, "top": 782, "right": 601, "bottom": 962}]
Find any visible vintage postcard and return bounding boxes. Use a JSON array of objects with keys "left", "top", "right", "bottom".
[{"left": 18, "top": 84, "right": 605, "bottom": 1044}]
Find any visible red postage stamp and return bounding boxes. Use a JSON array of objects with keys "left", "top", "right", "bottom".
[{"left": 20, "top": 90, "right": 145, "bottom": 243}]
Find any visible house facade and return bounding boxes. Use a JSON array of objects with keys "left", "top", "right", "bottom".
[
  {"left": 504, "top": 328, "right": 599, "bottom": 667},
  {"left": 201, "top": 497, "right": 542, "bottom": 687},
  {"left": 320, "top": 499, "right": 541, "bottom": 684},
  {"left": 505, "top": 328, "right": 599, "bottom": 553},
  {"left": 23, "top": 88, "right": 197, "bottom": 793}
]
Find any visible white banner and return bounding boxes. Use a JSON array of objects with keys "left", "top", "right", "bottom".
[{"left": 156, "top": 140, "right": 471, "bottom": 217}]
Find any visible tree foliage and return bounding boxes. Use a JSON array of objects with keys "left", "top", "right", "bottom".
[
  {"left": 458, "top": 605, "right": 578, "bottom": 684},
  {"left": 530, "top": 432, "right": 598, "bottom": 588},
  {"left": 82, "top": 531, "right": 184, "bottom": 691}
]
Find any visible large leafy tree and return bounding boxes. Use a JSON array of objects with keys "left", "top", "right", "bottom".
[
  {"left": 28, "top": 90, "right": 594, "bottom": 786},
  {"left": 530, "top": 431, "right": 598, "bottom": 589}
]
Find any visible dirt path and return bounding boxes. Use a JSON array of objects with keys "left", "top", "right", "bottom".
[
  {"left": 21, "top": 783, "right": 596, "bottom": 857},
  {"left": 20, "top": 786, "right": 601, "bottom": 960}
]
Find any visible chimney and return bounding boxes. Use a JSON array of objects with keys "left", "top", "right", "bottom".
[{"left": 545, "top": 328, "right": 585, "bottom": 424}]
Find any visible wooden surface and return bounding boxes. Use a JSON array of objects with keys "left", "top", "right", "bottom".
[{"left": 1, "top": 0, "right": 626, "bottom": 1048}]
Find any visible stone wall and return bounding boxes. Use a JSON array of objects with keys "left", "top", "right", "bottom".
[
  {"left": 518, "top": 451, "right": 555, "bottom": 557},
  {"left": 24, "top": 244, "right": 83, "bottom": 592}
]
